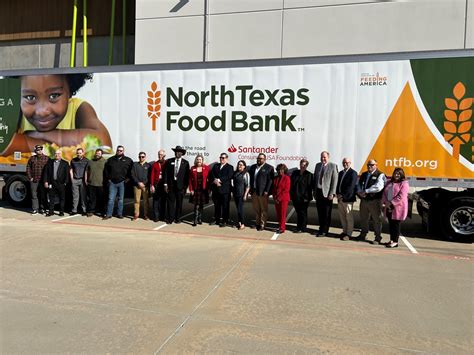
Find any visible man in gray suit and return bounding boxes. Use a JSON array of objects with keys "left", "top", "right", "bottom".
[{"left": 313, "top": 151, "right": 338, "bottom": 236}]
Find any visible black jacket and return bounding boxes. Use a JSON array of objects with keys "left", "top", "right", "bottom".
[
  {"left": 249, "top": 163, "right": 274, "bottom": 196},
  {"left": 43, "top": 159, "right": 70, "bottom": 185},
  {"left": 104, "top": 155, "right": 133, "bottom": 183},
  {"left": 290, "top": 169, "right": 313, "bottom": 202},
  {"left": 163, "top": 157, "right": 190, "bottom": 191},
  {"left": 209, "top": 163, "right": 234, "bottom": 195},
  {"left": 336, "top": 168, "right": 358, "bottom": 202}
]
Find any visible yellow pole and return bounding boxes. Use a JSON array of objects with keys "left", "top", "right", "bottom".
[
  {"left": 83, "top": 0, "right": 88, "bottom": 67},
  {"left": 70, "top": 0, "right": 78, "bottom": 67}
]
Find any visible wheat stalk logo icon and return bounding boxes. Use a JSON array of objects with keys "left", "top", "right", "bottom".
[
  {"left": 443, "top": 82, "right": 472, "bottom": 160},
  {"left": 147, "top": 82, "right": 161, "bottom": 131}
]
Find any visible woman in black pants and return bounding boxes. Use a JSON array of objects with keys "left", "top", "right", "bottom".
[
  {"left": 290, "top": 159, "right": 313, "bottom": 233},
  {"left": 232, "top": 160, "right": 250, "bottom": 230},
  {"left": 382, "top": 167, "right": 409, "bottom": 248}
]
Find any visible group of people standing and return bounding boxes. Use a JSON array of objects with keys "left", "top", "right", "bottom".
[
  {"left": 26, "top": 145, "right": 409, "bottom": 248},
  {"left": 261, "top": 151, "right": 409, "bottom": 248}
]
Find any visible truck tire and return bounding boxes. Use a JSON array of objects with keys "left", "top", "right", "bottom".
[
  {"left": 441, "top": 198, "right": 474, "bottom": 242},
  {"left": 5, "top": 175, "right": 30, "bottom": 207}
]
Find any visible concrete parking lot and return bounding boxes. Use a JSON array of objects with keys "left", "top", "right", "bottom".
[{"left": 1, "top": 199, "right": 472, "bottom": 354}]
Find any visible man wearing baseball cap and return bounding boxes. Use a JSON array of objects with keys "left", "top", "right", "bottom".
[{"left": 26, "top": 145, "right": 50, "bottom": 214}]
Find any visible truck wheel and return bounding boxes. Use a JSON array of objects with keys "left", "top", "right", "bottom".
[
  {"left": 5, "top": 175, "right": 30, "bottom": 207},
  {"left": 442, "top": 198, "right": 473, "bottom": 242}
]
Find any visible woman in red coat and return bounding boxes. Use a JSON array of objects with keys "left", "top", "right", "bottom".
[
  {"left": 272, "top": 163, "right": 291, "bottom": 233},
  {"left": 189, "top": 154, "right": 210, "bottom": 226}
]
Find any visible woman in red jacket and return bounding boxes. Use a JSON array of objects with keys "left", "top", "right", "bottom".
[
  {"left": 272, "top": 163, "right": 291, "bottom": 234},
  {"left": 189, "top": 154, "right": 210, "bottom": 226}
]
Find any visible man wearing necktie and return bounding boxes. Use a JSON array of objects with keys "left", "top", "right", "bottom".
[
  {"left": 163, "top": 145, "right": 190, "bottom": 224},
  {"left": 313, "top": 151, "right": 338, "bottom": 236},
  {"left": 43, "top": 150, "right": 70, "bottom": 217},
  {"left": 209, "top": 153, "right": 234, "bottom": 227},
  {"left": 336, "top": 158, "right": 358, "bottom": 240},
  {"left": 355, "top": 159, "right": 386, "bottom": 244}
]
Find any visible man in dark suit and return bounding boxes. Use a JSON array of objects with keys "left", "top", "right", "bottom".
[
  {"left": 209, "top": 152, "right": 234, "bottom": 227},
  {"left": 163, "top": 145, "right": 190, "bottom": 224},
  {"left": 313, "top": 151, "right": 338, "bottom": 236},
  {"left": 336, "top": 157, "right": 358, "bottom": 240},
  {"left": 43, "top": 150, "right": 70, "bottom": 216},
  {"left": 249, "top": 153, "right": 274, "bottom": 231}
]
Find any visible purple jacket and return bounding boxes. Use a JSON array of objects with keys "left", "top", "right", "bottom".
[{"left": 382, "top": 180, "right": 409, "bottom": 221}]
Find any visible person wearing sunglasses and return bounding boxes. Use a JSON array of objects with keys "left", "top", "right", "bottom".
[
  {"left": 209, "top": 153, "right": 234, "bottom": 227},
  {"left": 355, "top": 159, "right": 386, "bottom": 244},
  {"left": 131, "top": 152, "right": 152, "bottom": 221},
  {"left": 103, "top": 145, "right": 133, "bottom": 220},
  {"left": 163, "top": 145, "right": 190, "bottom": 224}
]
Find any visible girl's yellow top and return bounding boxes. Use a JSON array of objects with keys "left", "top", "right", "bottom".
[{"left": 19, "top": 98, "right": 83, "bottom": 132}]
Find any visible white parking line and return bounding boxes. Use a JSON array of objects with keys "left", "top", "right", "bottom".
[
  {"left": 400, "top": 235, "right": 418, "bottom": 254},
  {"left": 153, "top": 224, "right": 168, "bottom": 231},
  {"left": 52, "top": 214, "right": 81, "bottom": 222},
  {"left": 153, "top": 204, "right": 214, "bottom": 231},
  {"left": 271, "top": 207, "right": 295, "bottom": 240}
]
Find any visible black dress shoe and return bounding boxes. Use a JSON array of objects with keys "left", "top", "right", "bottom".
[
  {"left": 45, "top": 212, "right": 54, "bottom": 217},
  {"left": 102, "top": 216, "right": 111, "bottom": 220},
  {"left": 166, "top": 220, "right": 173, "bottom": 224},
  {"left": 58, "top": 212, "right": 64, "bottom": 216},
  {"left": 219, "top": 223, "right": 226, "bottom": 228},
  {"left": 174, "top": 219, "right": 181, "bottom": 224},
  {"left": 256, "top": 225, "right": 262, "bottom": 231},
  {"left": 117, "top": 215, "right": 124, "bottom": 219}
]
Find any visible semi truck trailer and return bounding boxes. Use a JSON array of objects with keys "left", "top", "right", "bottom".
[{"left": 1, "top": 53, "right": 472, "bottom": 241}]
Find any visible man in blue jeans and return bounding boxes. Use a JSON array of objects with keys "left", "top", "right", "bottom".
[{"left": 103, "top": 145, "right": 133, "bottom": 219}]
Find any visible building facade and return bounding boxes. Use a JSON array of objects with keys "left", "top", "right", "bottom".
[{"left": 0, "top": 0, "right": 473, "bottom": 70}]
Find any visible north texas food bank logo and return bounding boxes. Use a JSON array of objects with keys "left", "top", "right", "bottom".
[
  {"left": 442, "top": 82, "right": 472, "bottom": 161},
  {"left": 147, "top": 82, "right": 161, "bottom": 131}
]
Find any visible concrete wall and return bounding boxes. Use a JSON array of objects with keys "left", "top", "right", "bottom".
[
  {"left": 135, "top": 0, "right": 473, "bottom": 64},
  {"left": 467, "top": 0, "right": 474, "bottom": 48},
  {"left": 0, "top": 36, "right": 135, "bottom": 70}
]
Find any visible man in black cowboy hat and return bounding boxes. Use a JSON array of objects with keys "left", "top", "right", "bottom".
[{"left": 163, "top": 145, "right": 190, "bottom": 224}]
